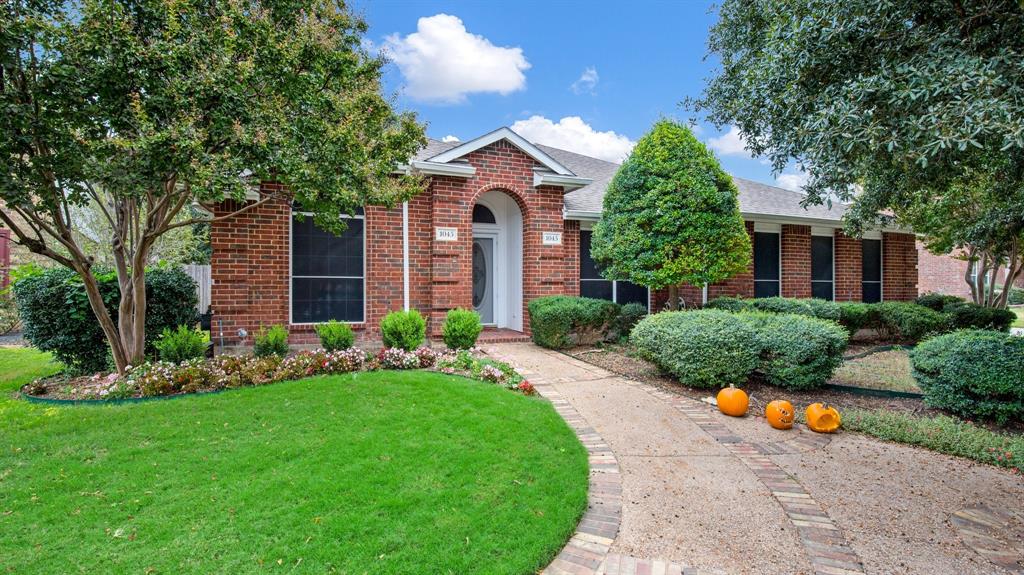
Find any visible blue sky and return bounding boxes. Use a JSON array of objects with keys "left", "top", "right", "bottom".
[{"left": 352, "top": 0, "right": 806, "bottom": 191}]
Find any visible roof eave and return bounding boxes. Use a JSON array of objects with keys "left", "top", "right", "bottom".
[{"left": 534, "top": 172, "right": 593, "bottom": 191}]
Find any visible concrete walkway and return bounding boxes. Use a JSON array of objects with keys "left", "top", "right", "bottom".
[{"left": 484, "top": 343, "right": 1024, "bottom": 575}]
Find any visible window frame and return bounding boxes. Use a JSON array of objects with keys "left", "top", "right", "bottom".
[
  {"left": 289, "top": 210, "right": 367, "bottom": 325},
  {"left": 810, "top": 231, "right": 836, "bottom": 301},
  {"left": 752, "top": 226, "right": 782, "bottom": 298},
  {"left": 861, "top": 236, "right": 884, "bottom": 303},
  {"left": 578, "top": 227, "right": 651, "bottom": 311}
]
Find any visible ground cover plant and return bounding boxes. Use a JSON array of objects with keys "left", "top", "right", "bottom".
[{"left": 0, "top": 349, "right": 588, "bottom": 574}]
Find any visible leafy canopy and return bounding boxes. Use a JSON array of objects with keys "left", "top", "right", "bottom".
[
  {"left": 590, "top": 120, "right": 751, "bottom": 290},
  {"left": 692, "top": 0, "right": 1024, "bottom": 229}
]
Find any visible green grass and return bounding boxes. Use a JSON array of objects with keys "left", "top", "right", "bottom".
[
  {"left": 843, "top": 408, "right": 1022, "bottom": 474},
  {"left": 831, "top": 349, "right": 921, "bottom": 393},
  {"left": 1011, "top": 306, "right": 1023, "bottom": 328},
  {"left": 0, "top": 349, "right": 588, "bottom": 574}
]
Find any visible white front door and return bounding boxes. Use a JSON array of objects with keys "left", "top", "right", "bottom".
[{"left": 472, "top": 237, "right": 495, "bottom": 325}]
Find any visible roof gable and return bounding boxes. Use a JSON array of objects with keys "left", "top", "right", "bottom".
[{"left": 427, "top": 127, "right": 576, "bottom": 176}]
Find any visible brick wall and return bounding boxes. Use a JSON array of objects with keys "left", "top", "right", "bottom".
[
  {"left": 834, "top": 230, "right": 863, "bottom": 302},
  {"left": 781, "top": 224, "right": 812, "bottom": 298},
  {"left": 917, "top": 242, "right": 972, "bottom": 298},
  {"left": 883, "top": 233, "right": 919, "bottom": 301}
]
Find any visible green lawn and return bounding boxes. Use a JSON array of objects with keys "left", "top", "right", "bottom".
[
  {"left": 832, "top": 349, "right": 921, "bottom": 393},
  {"left": 0, "top": 347, "right": 588, "bottom": 574},
  {"left": 1012, "top": 306, "right": 1023, "bottom": 328}
]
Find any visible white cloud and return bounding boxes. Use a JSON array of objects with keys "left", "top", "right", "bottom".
[
  {"left": 510, "top": 116, "right": 635, "bottom": 163},
  {"left": 382, "top": 14, "right": 530, "bottom": 103},
  {"left": 570, "top": 66, "right": 599, "bottom": 95},
  {"left": 441, "top": 135, "right": 460, "bottom": 143},
  {"left": 706, "top": 125, "right": 751, "bottom": 157},
  {"left": 775, "top": 170, "right": 809, "bottom": 191}
]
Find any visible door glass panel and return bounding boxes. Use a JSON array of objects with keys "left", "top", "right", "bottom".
[{"left": 472, "top": 238, "right": 494, "bottom": 324}]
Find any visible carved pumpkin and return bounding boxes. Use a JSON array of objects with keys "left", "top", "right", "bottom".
[
  {"left": 805, "top": 403, "right": 841, "bottom": 433},
  {"left": 765, "top": 400, "right": 795, "bottom": 430},
  {"left": 716, "top": 385, "right": 749, "bottom": 417}
]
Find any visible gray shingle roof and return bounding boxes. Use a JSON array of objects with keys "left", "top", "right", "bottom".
[{"left": 412, "top": 137, "right": 847, "bottom": 223}]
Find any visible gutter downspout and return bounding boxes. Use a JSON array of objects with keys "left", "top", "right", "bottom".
[{"left": 402, "top": 201, "right": 410, "bottom": 311}]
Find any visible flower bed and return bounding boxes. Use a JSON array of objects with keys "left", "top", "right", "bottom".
[{"left": 22, "top": 347, "right": 535, "bottom": 402}]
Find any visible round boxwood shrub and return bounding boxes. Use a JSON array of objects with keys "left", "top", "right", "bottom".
[
  {"left": 528, "top": 296, "right": 620, "bottom": 349},
  {"left": 631, "top": 310, "right": 759, "bottom": 388},
  {"left": 442, "top": 308, "right": 483, "bottom": 349},
  {"left": 12, "top": 265, "right": 198, "bottom": 374},
  {"left": 942, "top": 301, "right": 1015, "bottom": 332},
  {"left": 874, "top": 302, "right": 947, "bottom": 343},
  {"left": 836, "top": 302, "right": 878, "bottom": 335},
  {"left": 741, "top": 312, "right": 849, "bottom": 390},
  {"left": 914, "top": 292, "right": 964, "bottom": 311},
  {"left": 616, "top": 302, "right": 648, "bottom": 338},
  {"left": 705, "top": 296, "right": 752, "bottom": 313},
  {"left": 315, "top": 320, "right": 356, "bottom": 351},
  {"left": 380, "top": 309, "right": 427, "bottom": 351},
  {"left": 910, "top": 330, "right": 1024, "bottom": 424}
]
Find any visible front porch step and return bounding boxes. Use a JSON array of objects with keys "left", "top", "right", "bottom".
[{"left": 477, "top": 328, "right": 531, "bottom": 343}]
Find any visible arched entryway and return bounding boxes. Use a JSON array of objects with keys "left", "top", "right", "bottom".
[{"left": 472, "top": 190, "right": 524, "bottom": 331}]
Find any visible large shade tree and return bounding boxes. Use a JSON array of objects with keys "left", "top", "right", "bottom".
[
  {"left": 692, "top": 0, "right": 1024, "bottom": 303},
  {"left": 1, "top": 0, "right": 425, "bottom": 373},
  {"left": 590, "top": 120, "right": 751, "bottom": 309}
]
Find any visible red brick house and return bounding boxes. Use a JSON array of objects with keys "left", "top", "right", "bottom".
[
  {"left": 917, "top": 244, "right": 1024, "bottom": 299},
  {"left": 210, "top": 127, "right": 919, "bottom": 346}
]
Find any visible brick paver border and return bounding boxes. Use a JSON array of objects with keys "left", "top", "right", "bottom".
[{"left": 951, "top": 505, "right": 1024, "bottom": 573}]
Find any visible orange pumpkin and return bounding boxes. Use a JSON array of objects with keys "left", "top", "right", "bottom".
[
  {"left": 716, "top": 385, "right": 749, "bottom": 417},
  {"left": 805, "top": 403, "right": 841, "bottom": 433},
  {"left": 765, "top": 400, "right": 795, "bottom": 430}
]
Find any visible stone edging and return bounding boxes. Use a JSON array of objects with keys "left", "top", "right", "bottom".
[{"left": 951, "top": 505, "right": 1024, "bottom": 574}]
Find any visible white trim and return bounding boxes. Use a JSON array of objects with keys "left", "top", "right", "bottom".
[
  {"left": 402, "top": 201, "right": 410, "bottom": 312},
  {"left": 533, "top": 170, "right": 593, "bottom": 191},
  {"left": 428, "top": 127, "right": 575, "bottom": 176},
  {"left": 753, "top": 222, "right": 781, "bottom": 233},
  {"left": 742, "top": 212, "right": 911, "bottom": 233},
  {"left": 288, "top": 211, "right": 366, "bottom": 326},
  {"left": 862, "top": 230, "right": 883, "bottom": 240},
  {"left": 811, "top": 225, "right": 836, "bottom": 237},
  {"left": 409, "top": 161, "right": 476, "bottom": 177},
  {"left": 564, "top": 209, "right": 601, "bottom": 222}
]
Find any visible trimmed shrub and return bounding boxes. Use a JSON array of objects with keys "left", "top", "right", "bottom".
[
  {"left": 441, "top": 308, "right": 483, "bottom": 350},
  {"left": 155, "top": 325, "right": 209, "bottom": 364},
  {"left": 1007, "top": 287, "right": 1023, "bottom": 305},
  {"left": 911, "top": 330, "right": 1024, "bottom": 424},
  {"left": 253, "top": 325, "right": 289, "bottom": 358},
  {"left": 942, "top": 302, "right": 1015, "bottom": 332},
  {"left": 12, "top": 266, "right": 198, "bottom": 374},
  {"left": 528, "top": 296, "right": 620, "bottom": 349},
  {"left": 705, "top": 296, "right": 752, "bottom": 313},
  {"left": 380, "top": 309, "right": 427, "bottom": 351},
  {"left": 315, "top": 320, "right": 355, "bottom": 351},
  {"left": 915, "top": 292, "right": 964, "bottom": 311},
  {"left": 836, "top": 302, "right": 878, "bottom": 335},
  {"left": 741, "top": 312, "right": 849, "bottom": 390},
  {"left": 631, "top": 310, "right": 759, "bottom": 388},
  {"left": 749, "top": 296, "right": 813, "bottom": 316},
  {"left": 802, "top": 298, "right": 842, "bottom": 322},
  {"left": 616, "top": 303, "right": 648, "bottom": 338},
  {"left": 874, "top": 302, "right": 947, "bottom": 343}
]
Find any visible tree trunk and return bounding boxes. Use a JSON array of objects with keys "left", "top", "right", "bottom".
[
  {"left": 72, "top": 261, "right": 131, "bottom": 372},
  {"left": 667, "top": 285, "right": 679, "bottom": 311}
]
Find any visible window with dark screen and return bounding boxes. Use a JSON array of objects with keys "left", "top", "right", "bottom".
[
  {"left": 579, "top": 230, "right": 649, "bottom": 308},
  {"left": 862, "top": 239, "right": 882, "bottom": 303},
  {"left": 291, "top": 211, "right": 365, "bottom": 323},
  {"left": 753, "top": 231, "right": 781, "bottom": 298},
  {"left": 811, "top": 235, "right": 834, "bottom": 300}
]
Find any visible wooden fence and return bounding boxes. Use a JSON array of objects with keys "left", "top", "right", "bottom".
[{"left": 183, "top": 264, "right": 211, "bottom": 313}]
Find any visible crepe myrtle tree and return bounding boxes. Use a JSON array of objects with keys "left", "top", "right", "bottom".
[
  {"left": 691, "top": 0, "right": 1024, "bottom": 232},
  {"left": 590, "top": 120, "right": 751, "bottom": 310},
  {"left": 0, "top": 0, "right": 426, "bottom": 374}
]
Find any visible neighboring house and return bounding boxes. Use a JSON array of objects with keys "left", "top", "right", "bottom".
[
  {"left": 918, "top": 245, "right": 1024, "bottom": 299},
  {"left": 209, "top": 127, "right": 919, "bottom": 346}
]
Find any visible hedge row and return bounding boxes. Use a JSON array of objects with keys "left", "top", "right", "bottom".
[
  {"left": 707, "top": 295, "right": 1014, "bottom": 342},
  {"left": 632, "top": 309, "right": 848, "bottom": 390},
  {"left": 528, "top": 296, "right": 637, "bottom": 349}
]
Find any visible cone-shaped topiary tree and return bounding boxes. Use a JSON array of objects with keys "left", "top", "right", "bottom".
[{"left": 591, "top": 120, "right": 751, "bottom": 309}]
